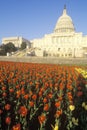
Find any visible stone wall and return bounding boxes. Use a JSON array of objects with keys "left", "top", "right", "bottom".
[{"left": 0, "top": 56, "right": 87, "bottom": 65}]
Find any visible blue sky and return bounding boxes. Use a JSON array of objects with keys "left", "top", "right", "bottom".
[{"left": 0, "top": 0, "right": 87, "bottom": 43}]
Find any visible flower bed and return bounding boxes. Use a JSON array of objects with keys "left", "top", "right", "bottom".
[{"left": 0, "top": 61, "right": 87, "bottom": 130}]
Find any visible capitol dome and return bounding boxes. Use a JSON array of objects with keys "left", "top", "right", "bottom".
[{"left": 54, "top": 6, "right": 75, "bottom": 33}]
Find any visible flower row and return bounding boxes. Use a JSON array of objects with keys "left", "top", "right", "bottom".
[{"left": 0, "top": 62, "right": 87, "bottom": 130}]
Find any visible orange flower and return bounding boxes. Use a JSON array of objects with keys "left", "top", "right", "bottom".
[
  {"left": 59, "top": 83, "right": 64, "bottom": 90},
  {"left": 24, "top": 94, "right": 29, "bottom": 100},
  {"left": 32, "top": 94, "right": 37, "bottom": 100},
  {"left": 68, "top": 95, "right": 73, "bottom": 101},
  {"left": 48, "top": 93, "right": 53, "bottom": 99},
  {"left": 35, "top": 84, "right": 39, "bottom": 89},
  {"left": 55, "top": 109, "right": 62, "bottom": 118},
  {"left": 43, "top": 104, "right": 49, "bottom": 111},
  {"left": 19, "top": 106, "right": 28, "bottom": 117},
  {"left": 67, "top": 92, "right": 73, "bottom": 101},
  {"left": 58, "top": 97, "right": 63, "bottom": 101},
  {"left": 55, "top": 101, "right": 60, "bottom": 108},
  {"left": 21, "top": 81, "right": 25, "bottom": 85},
  {"left": 67, "top": 84, "right": 73, "bottom": 90},
  {"left": 30, "top": 81, "right": 33, "bottom": 86},
  {"left": 16, "top": 90, "right": 21, "bottom": 98},
  {"left": 38, "top": 114, "right": 46, "bottom": 124},
  {"left": 39, "top": 91, "right": 42, "bottom": 96},
  {"left": 43, "top": 97, "right": 48, "bottom": 103},
  {"left": 45, "top": 82, "right": 49, "bottom": 88},
  {"left": 29, "top": 91, "right": 33, "bottom": 96},
  {"left": 21, "top": 88, "right": 25, "bottom": 95},
  {"left": 5, "top": 104, "right": 11, "bottom": 110},
  {"left": 12, "top": 123, "right": 21, "bottom": 130},
  {"left": 29, "top": 101, "right": 34, "bottom": 107},
  {"left": 50, "top": 83, "right": 53, "bottom": 88},
  {"left": 16, "top": 85, "right": 20, "bottom": 89}
]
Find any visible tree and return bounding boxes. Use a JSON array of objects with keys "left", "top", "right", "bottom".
[
  {"left": 0, "top": 42, "right": 17, "bottom": 56},
  {"left": 0, "top": 48, "right": 6, "bottom": 55},
  {"left": 4, "top": 42, "right": 17, "bottom": 53},
  {"left": 20, "top": 42, "right": 27, "bottom": 50}
]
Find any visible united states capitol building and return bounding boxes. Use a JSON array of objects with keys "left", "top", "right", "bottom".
[
  {"left": 31, "top": 6, "right": 87, "bottom": 58},
  {"left": 2, "top": 6, "right": 87, "bottom": 57}
]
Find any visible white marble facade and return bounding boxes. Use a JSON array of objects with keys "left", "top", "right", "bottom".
[
  {"left": 2, "top": 37, "right": 31, "bottom": 48},
  {"left": 31, "top": 6, "right": 87, "bottom": 57}
]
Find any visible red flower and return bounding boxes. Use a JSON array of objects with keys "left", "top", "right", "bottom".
[
  {"left": 12, "top": 123, "right": 21, "bottom": 130},
  {"left": 9, "top": 88, "right": 14, "bottom": 93},
  {"left": 77, "top": 91, "right": 83, "bottom": 97},
  {"left": 77, "top": 86, "right": 82, "bottom": 90},
  {"left": 19, "top": 106, "right": 28, "bottom": 117},
  {"left": 2, "top": 92, "right": 7, "bottom": 97},
  {"left": 5, "top": 116, "right": 11, "bottom": 125},
  {"left": 2, "top": 86, "right": 6, "bottom": 91},
  {"left": 0, "top": 109, "right": 3, "bottom": 115},
  {"left": 5, "top": 104, "right": 11, "bottom": 110}
]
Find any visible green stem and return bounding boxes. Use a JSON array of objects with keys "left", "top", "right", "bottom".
[
  {"left": 7, "top": 125, "right": 10, "bottom": 130},
  {"left": 0, "top": 116, "right": 2, "bottom": 130}
]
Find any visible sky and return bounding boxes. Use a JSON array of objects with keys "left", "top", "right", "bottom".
[{"left": 0, "top": 0, "right": 87, "bottom": 44}]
